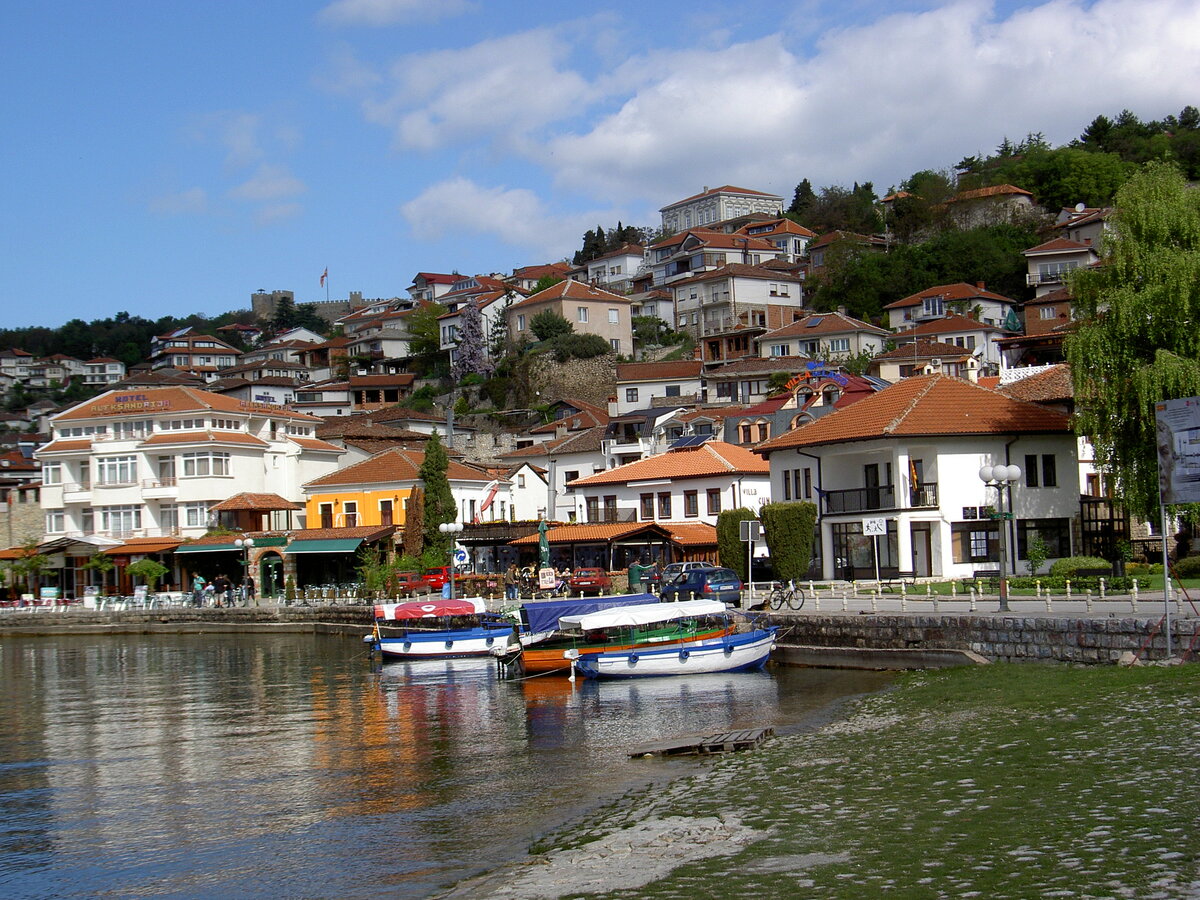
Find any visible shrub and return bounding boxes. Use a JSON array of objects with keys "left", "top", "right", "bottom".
[
  {"left": 1048, "top": 556, "right": 1111, "bottom": 577},
  {"left": 716, "top": 508, "right": 757, "bottom": 581},
  {"left": 1172, "top": 555, "right": 1200, "bottom": 578},
  {"left": 760, "top": 502, "right": 818, "bottom": 581},
  {"left": 548, "top": 332, "right": 610, "bottom": 362}
]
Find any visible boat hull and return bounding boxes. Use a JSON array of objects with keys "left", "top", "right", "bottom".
[
  {"left": 374, "top": 626, "right": 514, "bottom": 660},
  {"left": 574, "top": 628, "right": 777, "bottom": 679},
  {"left": 522, "top": 625, "right": 735, "bottom": 675}
]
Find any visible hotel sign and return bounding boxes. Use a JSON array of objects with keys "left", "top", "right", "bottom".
[{"left": 91, "top": 394, "right": 172, "bottom": 415}]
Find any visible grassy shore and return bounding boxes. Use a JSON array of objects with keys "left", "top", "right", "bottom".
[{"left": 473, "top": 664, "right": 1200, "bottom": 899}]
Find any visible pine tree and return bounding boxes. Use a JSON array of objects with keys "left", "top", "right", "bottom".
[
  {"left": 403, "top": 486, "right": 424, "bottom": 558},
  {"left": 420, "top": 432, "right": 456, "bottom": 556}
]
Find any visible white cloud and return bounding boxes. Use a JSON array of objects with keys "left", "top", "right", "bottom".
[
  {"left": 319, "top": 0, "right": 474, "bottom": 27},
  {"left": 255, "top": 203, "right": 304, "bottom": 225},
  {"left": 361, "top": 28, "right": 594, "bottom": 151},
  {"left": 149, "top": 187, "right": 208, "bottom": 215},
  {"left": 400, "top": 177, "right": 618, "bottom": 259},
  {"left": 228, "top": 164, "right": 307, "bottom": 203},
  {"left": 543, "top": 0, "right": 1200, "bottom": 202}
]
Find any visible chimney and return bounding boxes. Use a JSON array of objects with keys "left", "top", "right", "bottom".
[
  {"left": 976, "top": 281, "right": 985, "bottom": 290},
  {"left": 837, "top": 305, "right": 847, "bottom": 315}
]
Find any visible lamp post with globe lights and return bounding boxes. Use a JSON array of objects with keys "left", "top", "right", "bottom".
[
  {"left": 978, "top": 464, "right": 1021, "bottom": 612},
  {"left": 438, "top": 522, "right": 464, "bottom": 599},
  {"left": 235, "top": 537, "right": 255, "bottom": 606}
]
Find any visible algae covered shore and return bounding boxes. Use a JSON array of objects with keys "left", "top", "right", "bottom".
[{"left": 450, "top": 663, "right": 1200, "bottom": 899}]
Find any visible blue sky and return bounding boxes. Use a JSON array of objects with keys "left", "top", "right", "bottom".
[{"left": 3, "top": 0, "right": 1197, "bottom": 330}]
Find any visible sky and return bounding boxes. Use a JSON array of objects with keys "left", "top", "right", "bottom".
[{"left": 3, "top": 0, "right": 1198, "bottom": 331}]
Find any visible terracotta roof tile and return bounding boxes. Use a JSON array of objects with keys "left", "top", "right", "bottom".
[
  {"left": 891, "top": 312, "right": 1004, "bottom": 337},
  {"left": 872, "top": 340, "right": 973, "bottom": 361},
  {"left": 884, "top": 282, "right": 1015, "bottom": 310},
  {"left": 571, "top": 441, "right": 767, "bottom": 487},
  {"left": 615, "top": 360, "right": 703, "bottom": 382},
  {"left": 664, "top": 523, "right": 719, "bottom": 546},
  {"left": 140, "top": 431, "right": 270, "bottom": 447},
  {"left": 210, "top": 493, "right": 303, "bottom": 512},
  {"left": 1025, "top": 237, "right": 1094, "bottom": 254},
  {"left": 761, "top": 312, "right": 887, "bottom": 341},
  {"left": 998, "top": 365, "right": 1074, "bottom": 403},
  {"left": 53, "top": 387, "right": 320, "bottom": 422},
  {"left": 949, "top": 184, "right": 1034, "bottom": 202},
  {"left": 508, "top": 279, "right": 632, "bottom": 312},
  {"left": 756, "top": 373, "right": 1070, "bottom": 453},
  {"left": 36, "top": 439, "right": 92, "bottom": 453},
  {"left": 303, "top": 446, "right": 492, "bottom": 488}
]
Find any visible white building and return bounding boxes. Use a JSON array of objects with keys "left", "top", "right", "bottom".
[
  {"left": 660, "top": 185, "right": 785, "bottom": 234},
  {"left": 568, "top": 441, "right": 771, "bottom": 526},
  {"left": 756, "top": 374, "right": 1085, "bottom": 581},
  {"left": 612, "top": 360, "right": 704, "bottom": 415}
]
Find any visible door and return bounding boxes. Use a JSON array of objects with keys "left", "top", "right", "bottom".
[
  {"left": 911, "top": 524, "right": 932, "bottom": 577},
  {"left": 864, "top": 463, "right": 880, "bottom": 510}
]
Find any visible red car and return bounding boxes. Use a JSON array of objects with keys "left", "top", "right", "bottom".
[
  {"left": 423, "top": 566, "right": 452, "bottom": 590},
  {"left": 568, "top": 567, "right": 612, "bottom": 595},
  {"left": 394, "top": 572, "right": 433, "bottom": 597}
]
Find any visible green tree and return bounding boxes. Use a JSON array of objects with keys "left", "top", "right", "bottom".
[
  {"left": 788, "top": 178, "right": 817, "bottom": 218},
  {"left": 532, "top": 274, "right": 564, "bottom": 294},
  {"left": 760, "top": 502, "right": 819, "bottom": 581},
  {"left": 420, "top": 431, "right": 456, "bottom": 558},
  {"left": 529, "top": 310, "right": 573, "bottom": 341},
  {"left": 716, "top": 508, "right": 758, "bottom": 581},
  {"left": 126, "top": 558, "right": 169, "bottom": 590},
  {"left": 1066, "top": 162, "right": 1200, "bottom": 519}
]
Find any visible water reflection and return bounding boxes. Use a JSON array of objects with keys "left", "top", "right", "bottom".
[{"left": 0, "top": 635, "right": 890, "bottom": 899}]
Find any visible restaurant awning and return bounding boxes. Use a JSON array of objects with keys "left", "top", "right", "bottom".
[
  {"left": 286, "top": 538, "right": 363, "bottom": 554},
  {"left": 174, "top": 542, "right": 241, "bottom": 554},
  {"left": 102, "top": 539, "right": 183, "bottom": 556}
]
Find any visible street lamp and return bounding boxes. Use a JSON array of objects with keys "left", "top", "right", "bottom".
[
  {"left": 438, "top": 522, "right": 464, "bottom": 599},
  {"left": 978, "top": 464, "right": 1022, "bottom": 612},
  {"left": 235, "top": 537, "right": 255, "bottom": 606}
]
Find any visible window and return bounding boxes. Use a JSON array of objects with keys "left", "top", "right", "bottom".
[
  {"left": 96, "top": 455, "right": 137, "bottom": 485},
  {"left": 577, "top": 307, "right": 588, "bottom": 323},
  {"left": 517, "top": 315, "right": 526, "bottom": 332},
  {"left": 182, "top": 452, "right": 231, "bottom": 477},
  {"left": 45, "top": 509, "right": 65, "bottom": 533},
  {"left": 665, "top": 385, "right": 681, "bottom": 397},
  {"left": 100, "top": 505, "right": 142, "bottom": 535},
  {"left": 42, "top": 462, "right": 62, "bottom": 485},
  {"left": 610, "top": 339, "right": 621, "bottom": 351},
  {"left": 706, "top": 488, "right": 721, "bottom": 515},
  {"left": 684, "top": 490, "right": 699, "bottom": 517},
  {"left": 828, "top": 338, "right": 850, "bottom": 354},
  {"left": 1039, "top": 307, "right": 1056, "bottom": 320},
  {"left": 517, "top": 474, "right": 526, "bottom": 488},
  {"left": 113, "top": 420, "right": 152, "bottom": 439},
  {"left": 803, "top": 468, "right": 813, "bottom": 500},
  {"left": 585, "top": 496, "right": 599, "bottom": 522},
  {"left": 344, "top": 501, "right": 358, "bottom": 527},
  {"left": 756, "top": 423, "right": 769, "bottom": 442},
  {"left": 951, "top": 522, "right": 999, "bottom": 563},
  {"left": 183, "top": 502, "right": 209, "bottom": 528},
  {"left": 159, "top": 504, "right": 178, "bottom": 533},
  {"left": 770, "top": 343, "right": 788, "bottom": 357},
  {"left": 1024, "top": 454, "right": 1057, "bottom": 488},
  {"left": 658, "top": 492, "right": 672, "bottom": 518},
  {"left": 564, "top": 470, "right": 578, "bottom": 483},
  {"left": 626, "top": 388, "right": 639, "bottom": 403},
  {"left": 740, "top": 424, "right": 752, "bottom": 443},
  {"left": 81, "top": 507, "right": 93, "bottom": 533},
  {"left": 1017, "top": 518, "right": 1070, "bottom": 560},
  {"left": 608, "top": 308, "right": 619, "bottom": 324},
  {"left": 640, "top": 493, "right": 654, "bottom": 520}
]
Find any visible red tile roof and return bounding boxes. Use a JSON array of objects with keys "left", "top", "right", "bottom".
[
  {"left": 287, "top": 437, "right": 346, "bottom": 453},
  {"left": 53, "top": 387, "right": 321, "bottom": 422},
  {"left": 140, "top": 431, "right": 270, "bottom": 447},
  {"left": 615, "top": 360, "right": 703, "bottom": 382},
  {"left": 756, "top": 373, "right": 1070, "bottom": 453},
  {"left": 210, "top": 493, "right": 303, "bottom": 512},
  {"left": 998, "top": 365, "right": 1074, "bottom": 403},
  {"left": 872, "top": 340, "right": 973, "bottom": 361},
  {"left": 508, "top": 279, "right": 632, "bottom": 311},
  {"left": 571, "top": 442, "right": 768, "bottom": 487},
  {"left": 949, "top": 184, "right": 1034, "bottom": 202},
  {"left": 891, "top": 312, "right": 1004, "bottom": 337},
  {"left": 303, "top": 446, "right": 492, "bottom": 488},
  {"left": 884, "top": 282, "right": 1014, "bottom": 310},
  {"left": 761, "top": 311, "right": 887, "bottom": 341},
  {"left": 1025, "top": 237, "right": 1094, "bottom": 255}
]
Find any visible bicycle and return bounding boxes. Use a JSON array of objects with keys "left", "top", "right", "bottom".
[{"left": 768, "top": 580, "right": 806, "bottom": 611}]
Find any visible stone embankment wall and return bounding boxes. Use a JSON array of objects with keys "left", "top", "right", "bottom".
[
  {"left": 764, "top": 613, "right": 1195, "bottom": 664},
  {"left": 3, "top": 608, "right": 1194, "bottom": 665}
]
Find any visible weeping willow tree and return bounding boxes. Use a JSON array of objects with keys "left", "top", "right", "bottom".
[{"left": 1066, "top": 162, "right": 1200, "bottom": 519}]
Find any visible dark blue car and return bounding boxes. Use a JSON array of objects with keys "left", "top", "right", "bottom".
[{"left": 659, "top": 566, "right": 743, "bottom": 607}]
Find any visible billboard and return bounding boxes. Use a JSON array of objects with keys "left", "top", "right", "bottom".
[{"left": 1154, "top": 396, "right": 1200, "bottom": 504}]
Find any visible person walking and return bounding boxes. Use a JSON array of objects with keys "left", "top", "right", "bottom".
[
  {"left": 243, "top": 574, "right": 256, "bottom": 606},
  {"left": 212, "top": 574, "right": 231, "bottom": 607},
  {"left": 191, "top": 573, "right": 206, "bottom": 607},
  {"left": 504, "top": 563, "right": 519, "bottom": 602},
  {"left": 627, "top": 557, "right": 647, "bottom": 594}
]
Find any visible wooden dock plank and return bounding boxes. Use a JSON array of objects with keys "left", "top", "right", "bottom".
[{"left": 628, "top": 726, "right": 774, "bottom": 758}]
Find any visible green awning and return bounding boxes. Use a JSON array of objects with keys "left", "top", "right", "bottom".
[
  {"left": 174, "top": 543, "right": 241, "bottom": 554},
  {"left": 286, "top": 538, "right": 363, "bottom": 554}
]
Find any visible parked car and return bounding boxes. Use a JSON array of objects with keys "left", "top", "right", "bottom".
[
  {"left": 567, "top": 567, "right": 613, "bottom": 595},
  {"left": 646, "top": 561, "right": 710, "bottom": 592},
  {"left": 392, "top": 572, "right": 433, "bottom": 597},
  {"left": 659, "top": 566, "right": 743, "bottom": 607},
  {"left": 423, "top": 566, "right": 453, "bottom": 590}
]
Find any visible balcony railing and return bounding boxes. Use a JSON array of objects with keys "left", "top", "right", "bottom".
[
  {"left": 584, "top": 508, "right": 637, "bottom": 524},
  {"left": 822, "top": 482, "right": 939, "bottom": 514}
]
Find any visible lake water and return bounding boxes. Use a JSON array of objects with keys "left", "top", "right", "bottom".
[{"left": 0, "top": 633, "right": 891, "bottom": 899}]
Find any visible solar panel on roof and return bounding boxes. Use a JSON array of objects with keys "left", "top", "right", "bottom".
[{"left": 806, "top": 317, "right": 823, "bottom": 327}]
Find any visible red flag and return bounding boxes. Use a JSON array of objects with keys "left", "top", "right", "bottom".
[{"left": 320, "top": 267, "right": 328, "bottom": 287}]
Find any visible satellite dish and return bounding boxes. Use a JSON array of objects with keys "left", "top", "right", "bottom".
[{"left": 1074, "top": 202, "right": 1086, "bottom": 212}]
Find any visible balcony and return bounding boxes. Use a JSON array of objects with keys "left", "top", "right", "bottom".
[
  {"left": 821, "top": 482, "right": 939, "bottom": 514},
  {"left": 584, "top": 507, "right": 637, "bottom": 524},
  {"left": 142, "top": 477, "right": 179, "bottom": 499}
]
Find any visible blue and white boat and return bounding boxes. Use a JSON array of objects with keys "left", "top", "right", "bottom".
[
  {"left": 572, "top": 626, "right": 777, "bottom": 679},
  {"left": 367, "top": 598, "right": 515, "bottom": 660}
]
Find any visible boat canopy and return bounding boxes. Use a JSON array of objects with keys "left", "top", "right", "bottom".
[
  {"left": 559, "top": 599, "right": 727, "bottom": 631},
  {"left": 374, "top": 598, "right": 488, "bottom": 620},
  {"left": 521, "top": 593, "right": 658, "bottom": 635}
]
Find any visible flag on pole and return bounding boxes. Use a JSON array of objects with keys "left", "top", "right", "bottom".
[{"left": 320, "top": 267, "right": 328, "bottom": 288}]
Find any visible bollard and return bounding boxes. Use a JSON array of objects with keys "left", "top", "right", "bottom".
[
  {"left": 809, "top": 580, "right": 815, "bottom": 596},
  {"left": 871, "top": 589, "right": 878, "bottom": 612},
  {"left": 951, "top": 581, "right": 957, "bottom": 599},
  {"left": 1085, "top": 590, "right": 1093, "bottom": 613},
  {"left": 1099, "top": 577, "right": 1106, "bottom": 601},
  {"left": 1043, "top": 581, "right": 1052, "bottom": 613},
  {"left": 852, "top": 580, "right": 859, "bottom": 598},
  {"left": 1035, "top": 581, "right": 1042, "bottom": 600},
  {"left": 841, "top": 590, "right": 848, "bottom": 612},
  {"left": 969, "top": 587, "right": 977, "bottom": 612},
  {"left": 932, "top": 593, "right": 939, "bottom": 613},
  {"left": 1131, "top": 580, "right": 1139, "bottom": 612},
  {"left": 1065, "top": 580, "right": 1072, "bottom": 602},
  {"left": 900, "top": 593, "right": 907, "bottom": 612},
  {"left": 813, "top": 590, "right": 821, "bottom": 612}
]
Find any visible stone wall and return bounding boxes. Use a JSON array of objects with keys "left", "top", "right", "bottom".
[
  {"left": 765, "top": 613, "right": 1194, "bottom": 664},
  {"left": 531, "top": 354, "right": 618, "bottom": 407}
]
